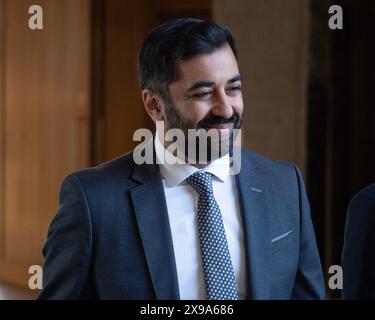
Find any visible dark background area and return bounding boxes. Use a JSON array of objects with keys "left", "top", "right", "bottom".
[{"left": 307, "top": 0, "right": 375, "bottom": 297}]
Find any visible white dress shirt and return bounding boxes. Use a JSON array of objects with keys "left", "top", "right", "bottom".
[{"left": 155, "top": 134, "right": 247, "bottom": 299}]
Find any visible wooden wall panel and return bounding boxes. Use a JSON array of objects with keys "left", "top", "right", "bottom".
[
  {"left": 102, "top": 0, "right": 157, "bottom": 161},
  {"left": 156, "top": 0, "right": 211, "bottom": 21},
  {"left": 0, "top": 0, "right": 91, "bottom": 288},
  {"left": 0, "top": 0, "right": 5, "bottom": 264}
]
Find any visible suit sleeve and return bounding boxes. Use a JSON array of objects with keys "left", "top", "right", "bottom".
[
  {"left": 342, "top": 190, "right": 375, "bottom": 299},
  {"left": 291, "top": 165, "right": 326, "bottom": 299},
  {"left": 37, "top": 174, "right": 94, "bottom": 299}
]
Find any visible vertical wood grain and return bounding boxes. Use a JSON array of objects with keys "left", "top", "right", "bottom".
[
  {"left": 0, "top": 0, "right": 6, "bottom": 262},
  {"left": 0, "top": 0, "right": 91, "bottom": 284}
]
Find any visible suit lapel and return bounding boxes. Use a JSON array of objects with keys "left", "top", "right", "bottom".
[
  {"left": 130, "top": 161, "right": 180, "bottom": 299},
  {"left": 129, "top": 144, "right": 271, "bottom": 300},
  {"left": 236, "top": 153, "right": 270, "bottom": 299}
]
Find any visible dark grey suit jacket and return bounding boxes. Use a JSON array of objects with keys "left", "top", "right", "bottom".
[
  {"left": 38, "top": 147, "right": 325, "bottom": 299},
  {"left": 342, "top": 183, "right": 375, "bottom": 299}
]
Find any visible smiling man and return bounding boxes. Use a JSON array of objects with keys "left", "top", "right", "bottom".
[{"left": 38, "top": 18, "right": 325, "bottom": 300}]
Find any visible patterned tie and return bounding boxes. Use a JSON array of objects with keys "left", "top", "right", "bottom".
[{"left": 186, "top": 171, "right": 239, "bottom": 300}]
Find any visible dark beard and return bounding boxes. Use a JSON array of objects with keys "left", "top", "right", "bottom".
[{"left": 163, "top": 98, "right": 242, "bottom": 164}]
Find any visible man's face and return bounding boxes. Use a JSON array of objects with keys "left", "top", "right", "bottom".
[{"left": 162, "top": 44, "right": 243, "bottom": 163}]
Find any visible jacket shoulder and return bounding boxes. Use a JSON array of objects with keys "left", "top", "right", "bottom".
[
  {"left": 352, "top": 183, "right": 375, "bottom": 203},
  {"left": 347, "top": 182, "right": 375, "bottom": 220},
  {"left": 64, "top": 151, "right": 136, "bottom": 189},
  {"left": 241, "top": 148, "right": 298, "bottom": 176},
  {"left": 239, "top": 148, "right": 305, "bottom": 195}
]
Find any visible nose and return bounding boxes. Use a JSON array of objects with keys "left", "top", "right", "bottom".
[{"left": 211, "top": 90, "right": 233, "bottom": 119}]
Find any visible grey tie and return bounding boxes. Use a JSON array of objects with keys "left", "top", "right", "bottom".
[{"left": 186, "top": 171, "right": 239, "bottom": 300}]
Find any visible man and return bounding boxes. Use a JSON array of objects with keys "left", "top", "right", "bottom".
[
  {"left": 38, "top": 18, "right": 325, "bottom": 299},
  {"left": 342, "top": 183, "right": 375, "bottom": 299}
]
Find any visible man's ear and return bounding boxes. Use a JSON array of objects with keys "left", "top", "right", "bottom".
[{"left": 142, "top": 89, "right": 165, "bottom": 123}]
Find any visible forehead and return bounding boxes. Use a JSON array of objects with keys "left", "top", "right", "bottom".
[{"left": 171, "top": 45, "right": 240, "bottom": 89}]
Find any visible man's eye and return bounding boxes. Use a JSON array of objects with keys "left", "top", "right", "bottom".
[
  {"left": 228, "top": 86, "right": 241, "bottom": 92},
  {"left": 193, "top": 92, "right": 212, "bottom": 98}
]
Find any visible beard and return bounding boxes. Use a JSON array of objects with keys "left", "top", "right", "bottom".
[{"left": 162, "top": 98, "right": 242, "bottom": 164}]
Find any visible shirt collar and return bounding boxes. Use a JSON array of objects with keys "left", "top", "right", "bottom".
[{"left": 154, "top": 132, "right": 230, "bottom": 187}]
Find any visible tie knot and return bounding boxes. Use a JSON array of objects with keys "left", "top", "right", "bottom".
[{"left": 186, "top": 172, "right": 213, "bottom": 196}]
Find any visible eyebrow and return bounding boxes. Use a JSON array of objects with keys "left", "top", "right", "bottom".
[
  {"left": 186, "top": 74, "right": 241, "bottom": 93},
  {"left": 228, "top": 74, "right": 241, "bottom": 84}
]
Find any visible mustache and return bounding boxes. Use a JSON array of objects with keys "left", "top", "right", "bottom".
[{"left": 197, "top": 113, "right": 240, "bottom": 128}]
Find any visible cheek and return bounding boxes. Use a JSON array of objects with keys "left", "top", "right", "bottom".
[
  {"left": 232, "top": 96, "right": 244, "bottom": 115},
  {"left": 180, "top": 101, "right": 211, "bottom": 123}
]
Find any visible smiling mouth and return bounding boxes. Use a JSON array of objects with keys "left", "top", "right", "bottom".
[{"left": 204, "top": 123, "right": 233, "bottom": 133}]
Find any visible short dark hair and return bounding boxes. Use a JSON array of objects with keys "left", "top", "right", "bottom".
[{"left": 138, "top": 18, "right": 237, "bottom": 99}]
